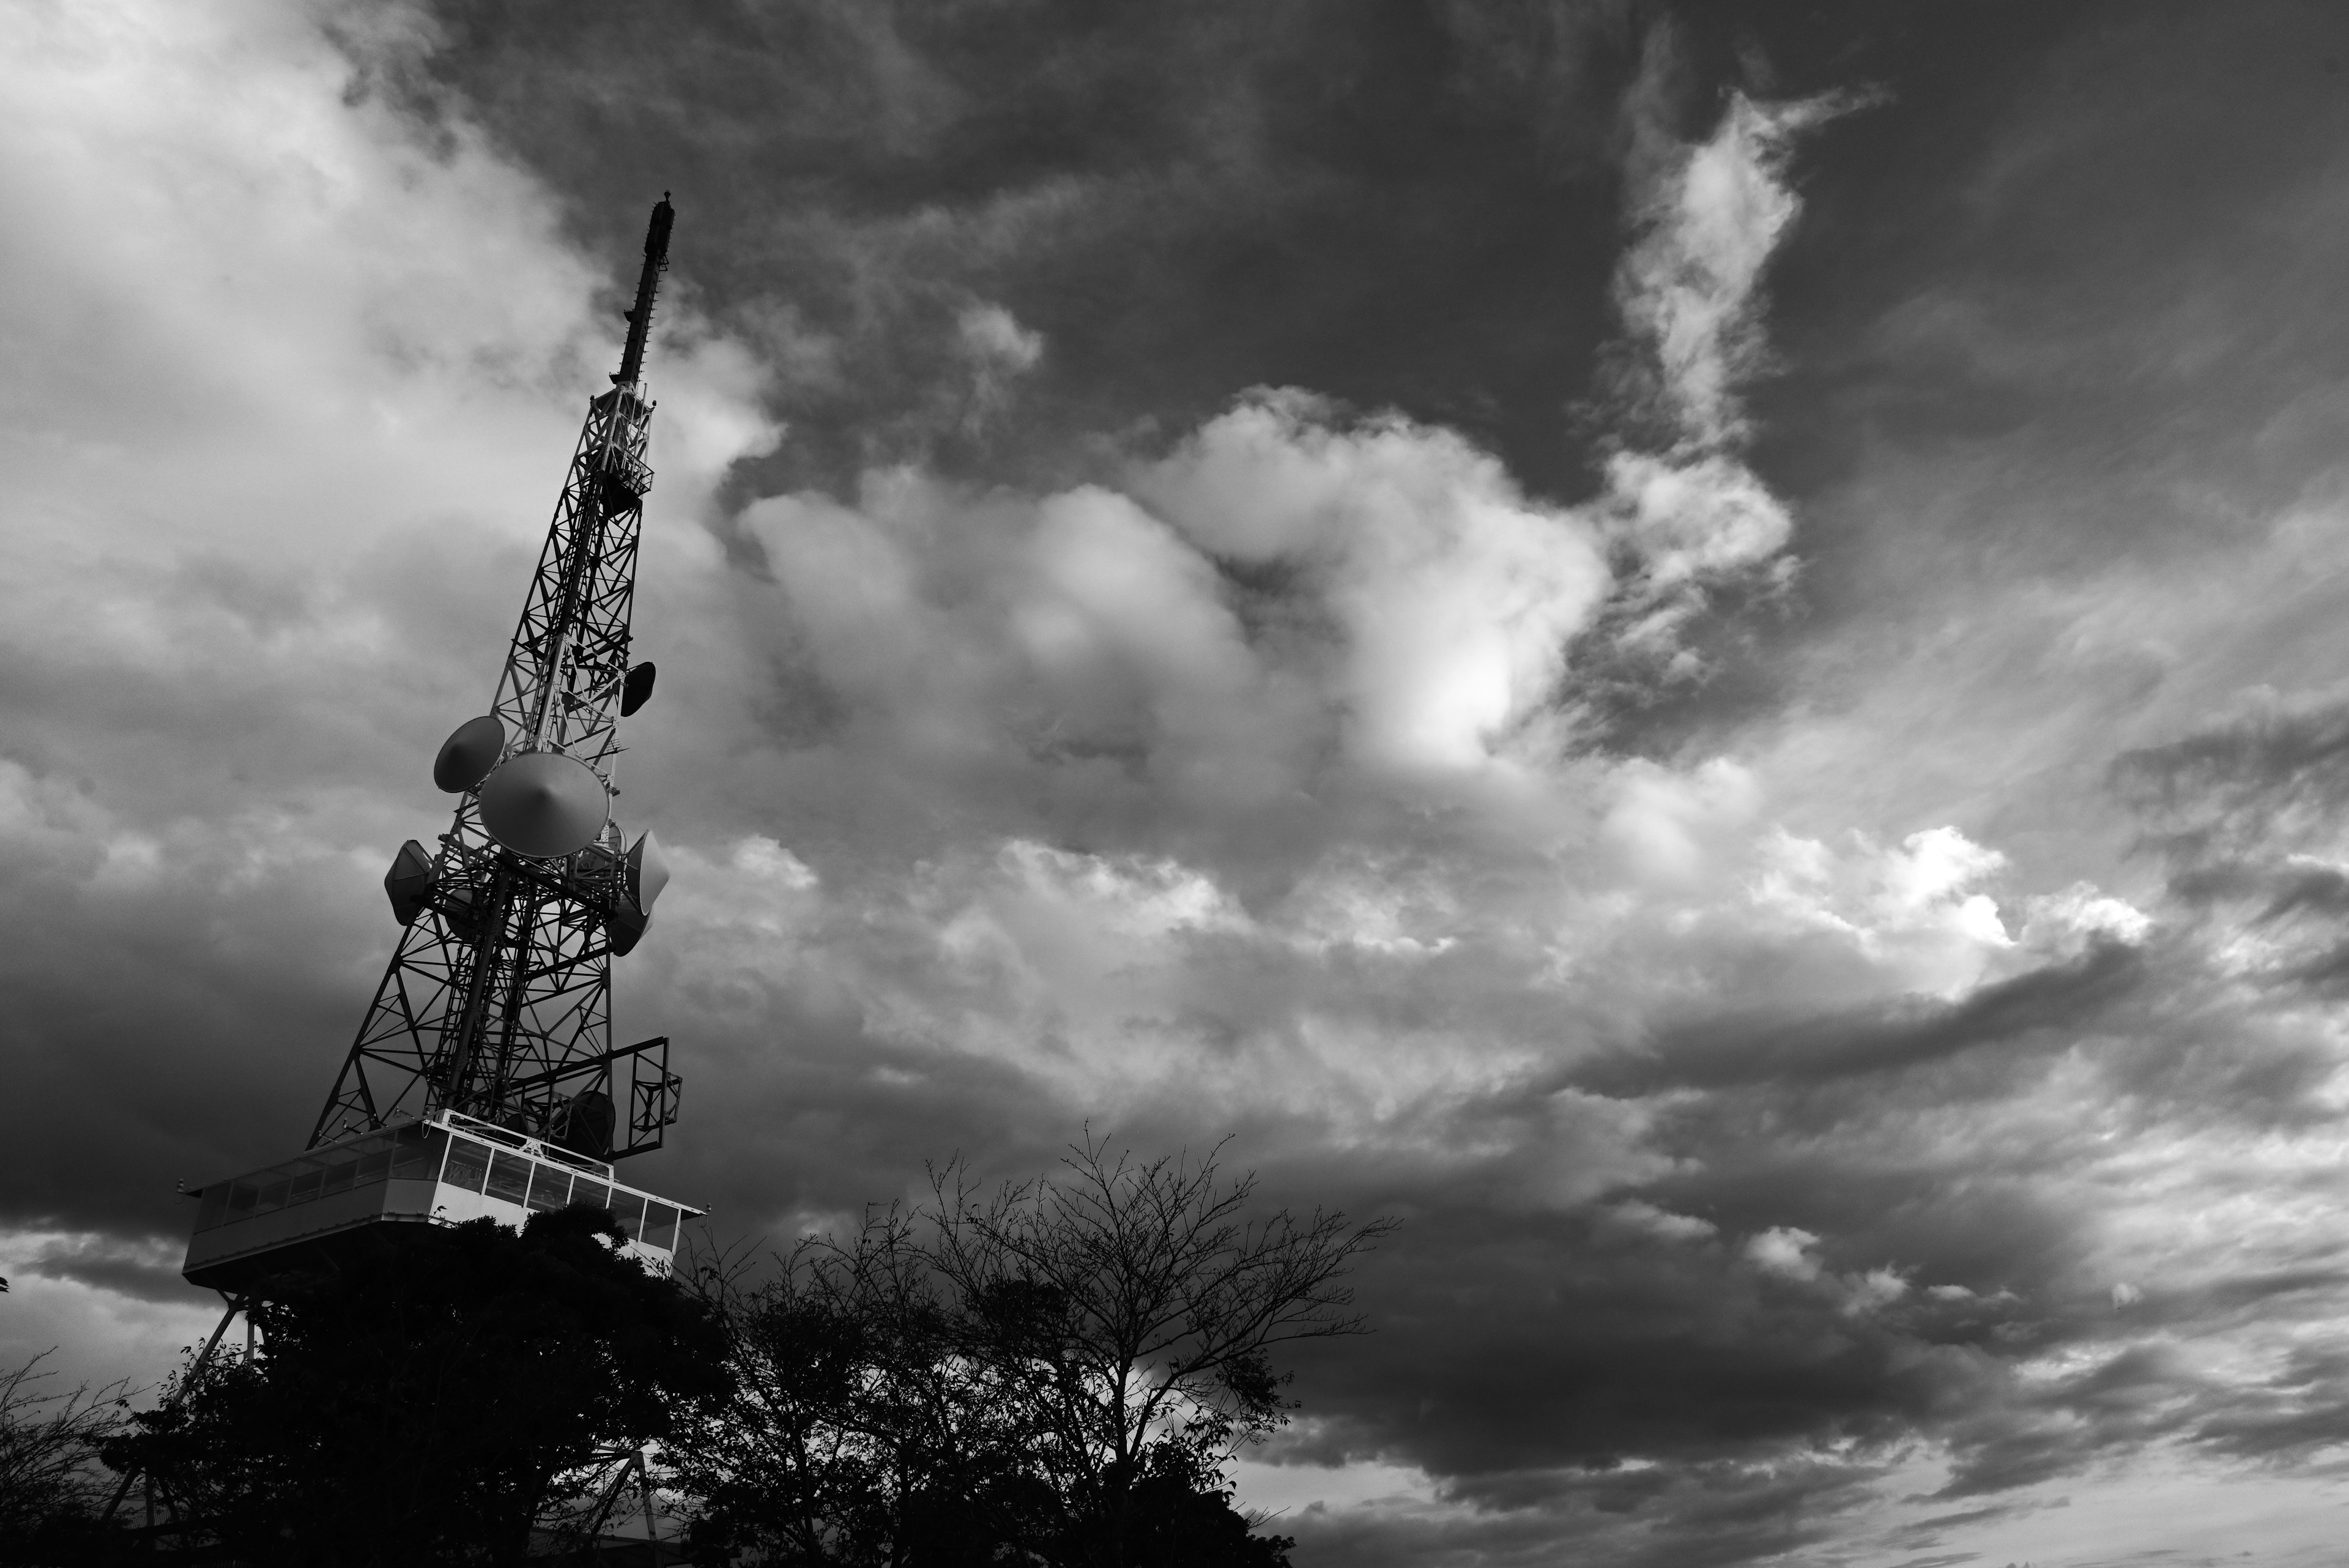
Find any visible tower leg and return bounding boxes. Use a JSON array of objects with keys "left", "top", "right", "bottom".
[
  {"left": 101, "top": 1295, "right": 246, "bottom": 1524},
  {"left": 636, "top": 1447, "right": 662, "bottom": 1561}
]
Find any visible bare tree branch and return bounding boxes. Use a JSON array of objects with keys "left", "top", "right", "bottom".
[
  {"left": 674, "top": 1137, "right": 1393, "bottom": 1567},
  {"left": 0, "top": 1349, "right": 136, "bottom": 1548}
]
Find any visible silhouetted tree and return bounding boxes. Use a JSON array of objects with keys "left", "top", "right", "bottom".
[
  {"left": 103, "top": 1207, "right": 727, "bottom": 1566},
  {"left": 0, "top": 1350, "right": 133, "bottom": 1558},
  {"left": 675, "top": 1140, "right": 1393, "bottom": 1567},
  {"left": 674, "top": 1208, "right": 1043, "bottom": 1566}
]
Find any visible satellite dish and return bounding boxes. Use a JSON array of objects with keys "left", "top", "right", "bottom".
[
  {"left": 478, "top": 751, "right": 609, "bottom": 859},
  {"left": 609, "top": 902, "right": 648, "bottom": 956},
  {"left": 609, "top": 832, "right": 669, "bottom": 957},
  {"left": 383, "top": 839, "right": 436, "bottom": 926},
  {"left": 620, "top": 661, "right": 657, "bottom": 717},
  {"left": 625, "top": 831, "right": 670, "bottom": 915},
  {"left": 551, "top": 1089, "right": 616, "bottom": 1159},
  {"left": 433, "top": 715, "right": 507, "bottom": 793}
]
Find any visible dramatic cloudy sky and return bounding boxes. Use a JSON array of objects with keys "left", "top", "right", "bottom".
[{"left": 11, "top": 1, "right": 2349, "bottom": 1561}]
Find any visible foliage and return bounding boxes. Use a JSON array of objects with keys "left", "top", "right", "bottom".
[
  {"left": 101, "top": 1207, "right": 727, "bottom": 1566},
  {"left": 674, "top": 1139, "right": 1394, "bottom": 1567},
  {"left": 673, "top": 1208, "right": 1037, "bottom": 1565},
  {"left": 0, "top": 1350, "right": 134, "bottom": 1557}
]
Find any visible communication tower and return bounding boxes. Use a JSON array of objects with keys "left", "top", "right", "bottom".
[{"left": 181, "top": 197, "right": 699, "bottom": 1298}]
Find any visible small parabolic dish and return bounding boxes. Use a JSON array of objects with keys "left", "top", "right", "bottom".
[
  {"left": 625, "top": 830, "right": 670, "bottom": 915},
  {"left": 478, "top": 751, "right": 608, "bottom": 859},
  {"left": 608, "top": 832, "right": 670, "bottom": 958},
  {"left": 383, "top": 839, "right": 437, "bottom": 926},
  {"left": 620, "top": 661, "right": 657, "bottom": 718},
  {"left": 433, "top": 715, "right": 507, "bottom": 793}
]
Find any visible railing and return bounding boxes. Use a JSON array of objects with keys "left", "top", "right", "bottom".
[
  {"left": 437, "top": 1109, "right": 614, "bottom": 1180},
  {"left": 587, "top": 387, "right": 655, "bottom": 502},
  {"left": 189, "top": 1117, "right": 699, "bottom": 1252},
  {"left": 597, "top": 444, "right": 653, "bottom": 500},
  {"left": 436, "top": 1132, "right": 684, "bottom": 1250}
]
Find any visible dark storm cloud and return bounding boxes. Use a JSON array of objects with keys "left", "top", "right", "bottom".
[
  {"left": 1928, "top": 1275, "right": 2349, "bottom": 1498},
  {"left": 1211, "top": 785, "right": 2349, "bottom": 1554},
  {"left": 1574, "top": 938, "right": 2142, "bottom": 1093},
  {"left": 1285, "top": 1452, "right": 1890, "bottom": 1568},
  {"left": 18, "top": 1235, "right": 193, "bottom": 1309},
  {"left": 2192, "top": 1342, "right": 2349, "bottom": 1462},
  {"left": 384, "top": 0, "right": 1660, "bottom": 500},
  {"left": 1245, "top": 1022, "right": 2308, "bottom": 1553},
  {"left": 2112, "top": 691, "right": 2349, "bottom": 1001},
  {"left": 666, "top": 971, "right": 1097, "bottom": 1230},
  {"left": 2116, "top": 688, "right": 2349, "bottom": 877},
  {"left": 1283, "top": 1201, "right": 1988, "bottom": 1471}
]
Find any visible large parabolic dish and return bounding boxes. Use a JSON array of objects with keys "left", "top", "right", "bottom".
[{"left": 478, "top": 751, "right": 609, "bottom": 859}]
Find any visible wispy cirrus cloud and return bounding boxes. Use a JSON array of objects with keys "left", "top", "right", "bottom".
[{"left": 1594, "top": 85, "right": 1869, "bottom": 672}]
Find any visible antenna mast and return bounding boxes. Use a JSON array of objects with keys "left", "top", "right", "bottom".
[{"left": 310, "top": 196, "right": 684, "bottom": 1160}]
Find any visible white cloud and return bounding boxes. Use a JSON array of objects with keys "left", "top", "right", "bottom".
[
  {"left": 1601, "top": 450, "right": 1794, "bottom": 596},
  {"left": 959, "top": 302, "right": 1044, "bottom": 374},
  {"left": 956, "top": 300, "right": 1045, "bottom": 421},
  {"left": 0, "top": 0, "right": 779, "bottom": 1390},
  {"left": 1140, "top": 392, "right": 1612, "bottom": 775},
  {"left": 1843, "top": 1266, "right": 1910, "bottom": 1315},
  {"left": 1751, "top": 825, "right": 2016, "bottom": 997},
  {"left": 1601, "top": 757, "right": 1764, "bottom": 886},
  {"left": 1594, "top": 90, "right": 1860, "bottom": 663},
  {"left": 1615, "top": 94, "right": 1849, "bottom": 451},
  {"left": 1607, "top": 1198, "right": 1717, "bottom": 1243},
  {"left": 1746, "top": 1225, "right": 1822, "bottom": 1280},
  {"left": 1745, "top": 1227, "right": 1911, "bottom": 1315},
  {"left": 2019, "top": 882, "right": 2154, "bottom": 954},
  {"left": 0, "top": 0, "right": 777, "bottom": 803}
]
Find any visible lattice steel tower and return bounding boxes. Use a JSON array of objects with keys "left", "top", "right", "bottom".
[{"left": 312, "top": 196, "right": 685, "bottom": 1163}]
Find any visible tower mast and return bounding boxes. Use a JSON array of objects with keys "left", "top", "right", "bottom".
[{"left": 311, "top": 196, "right": 684, "bottom": 1161}]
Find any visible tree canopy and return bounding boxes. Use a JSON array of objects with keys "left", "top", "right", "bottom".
[
  {"left": 673, "top": 1140, "right": 1395, "bottom": 1567},
  {"left": 26, "top": 1139, "right": 1387, "bottom": 1566}
]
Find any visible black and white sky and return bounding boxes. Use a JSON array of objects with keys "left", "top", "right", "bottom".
[{"left": 9, "top": 2, "right": 2349, "bottom": 1562}]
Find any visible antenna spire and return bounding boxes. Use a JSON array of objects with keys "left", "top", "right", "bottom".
[{"left": 613, "top": 193, "right": 675, "bottom": 387}]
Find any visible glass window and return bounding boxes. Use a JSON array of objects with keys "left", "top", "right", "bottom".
[
  {"left": 569, "top": 1180, "right": 610, "bottom": 1213},
  {"left": 288, "top": 1166, "right": 324, "bottom": 1205},
  {"left": 227, "top": 1181, "right": 259, "bottom": 1219},
  {"left": 256, "top": 1179, "right": 291, "bottom": 1214},
  {"left": 607, "top": 1189, "right": 646, "bottom": 1238},
  {"left": 196, "top": 1185, "right": 229, "bottom": 1231},
  {"left": 525, "top": 1165, "right": 571, "bottom": 1213},
  {"left": 356, "top": 1150, "right": 392, "bottom": 1186},
  {"left": 322, "top": 1160, "right": 357, "bottom": 1196},
  {"left": 485, "top": 1151, "right": 532, "bottom": 1205},
  {"left": 390, "top": 1127, "right": 448, "bottom": 1181},
  {"left": 440, "top": 1140, "right": 490, "bottom": 1194},
  {"left": 641, "top": 1203, "right": 680, "bottom": 1251}
]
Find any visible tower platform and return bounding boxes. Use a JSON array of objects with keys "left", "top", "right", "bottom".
[{"left": 184, "top": 1110, "right": 699, "bottom": 1294}]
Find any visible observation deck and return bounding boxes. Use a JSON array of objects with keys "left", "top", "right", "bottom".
[{"left": 183, "top": 1111, "right": 701, "bottom": 1294}]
